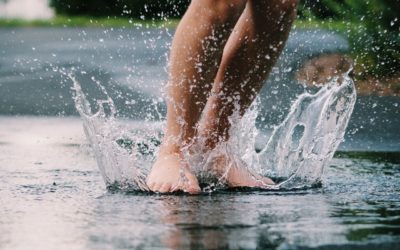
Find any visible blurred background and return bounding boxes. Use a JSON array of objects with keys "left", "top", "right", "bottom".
[
  {"left": 1, "top": 0, "right": 399, "bottom": 79},
  {"left": 1, "top": 1, "right": 399, "bottom": 250},
  {"left": 0, "top": 0, "right": 399, "bottom": 150}
]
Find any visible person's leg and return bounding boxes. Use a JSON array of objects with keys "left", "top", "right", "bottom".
[
  {"left": 197, "top": 0, "right": 298, "bottom": 187},
  {"left": 146, "top": 0, "right": 247, "bottom": 193}
]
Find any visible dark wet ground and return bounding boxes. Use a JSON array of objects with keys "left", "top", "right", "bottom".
[
  {"left": 0, "top": 27, "right": 399, "bottom": 249},
  {"left": 0, "top": 127, "right": 399, "bottom": 249}
]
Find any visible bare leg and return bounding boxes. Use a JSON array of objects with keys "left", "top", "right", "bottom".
[
  {"left": 198, "top": 0, "right": 298, "bottom": 187},
  {"left": 146, "top": 0, "right": 247, "bottom": 193}
]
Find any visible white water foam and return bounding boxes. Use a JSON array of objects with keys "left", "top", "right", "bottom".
[{"left": 70, "top": 72, "right": 356, "bottom": 192}]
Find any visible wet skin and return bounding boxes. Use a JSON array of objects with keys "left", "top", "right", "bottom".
[{"left": 146, "top": 0, "right": 298, "bottom": 193}]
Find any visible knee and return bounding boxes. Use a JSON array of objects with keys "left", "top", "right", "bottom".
[
  {"left": 275, "top": 0, "right": 298, "bottom": 22},
  {"left": 254, "top": 0, "right": 298, "bottom": 16},
  {"left": 193, "top": 0, "right": 247, "bottom": 24},
  {"left": 250, "top": 0, "right": 297, "bottom": 27},
  {"left": 276, "top": 0, "right": 298, "bottom": 12}
]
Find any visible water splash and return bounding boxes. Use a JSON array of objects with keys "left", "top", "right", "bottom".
[
  {"left": 71, "top": 74, "right": 161, "bottom": 191},
  {"left": 259, "top": 73, "right": 357, "bottom": 189},
  {"left": 70, "top": 72, "right": 356, "bottom": 192}
]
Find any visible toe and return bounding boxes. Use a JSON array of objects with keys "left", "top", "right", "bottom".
[
  {"left": 147, "top": 182, "right": 155, "bottom": 191},
  {"left": 261, "top": 177, "right": 275, "bottom": 186},
  {"left": 152, "top": 183, "right": 163, "bottom": 193},
  {"left": 252, "top": 176, "right": 275, "bottom": 187},
  {"left": 159, "top": 183, "right": 172, "bottom": 193},
  {"left": 184, "top": 182, "right": 201, "bottom": 194},
  {"left": 186, "top": 186, "right": 201, "bottom": 194}
]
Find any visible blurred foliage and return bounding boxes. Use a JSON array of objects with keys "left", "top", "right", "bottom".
[
  {"left": 0, "top": 15, "right": 179, "bottom": 28},
  {"left": 50, "top": 0, "right": 399, "bottom": 77},
  {"left": 50, "top": 0, "right": 190, "bottom": 19},
  {"left": 299, "top": 0, "right": 400, "bottom": 77}
]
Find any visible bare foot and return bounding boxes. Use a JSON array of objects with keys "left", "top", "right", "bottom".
[
  {"left": 212, "top": 156, "right": 275, "bottom": 188},
  {"left": 146, "top": 152, "right": 201, "bottom": 194}
]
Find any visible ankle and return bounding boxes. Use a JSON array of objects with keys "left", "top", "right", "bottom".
[
  {"left": 158, "top": 143, "right": 181, "bottom": 156},
  {"left": 195, "top": 127, "right": 229, "bottom": 151},
  {"left": 158, "top": 138, "right": 194, "bottom": 156}
]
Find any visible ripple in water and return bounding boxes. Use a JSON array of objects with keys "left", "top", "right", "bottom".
[{"left": 70, "top": 72, "right": 356, "bottom": 192}]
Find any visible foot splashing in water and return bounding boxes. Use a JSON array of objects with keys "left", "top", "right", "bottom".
[{"left": 70, "top": 72, "right": 356, "bottom": 192}]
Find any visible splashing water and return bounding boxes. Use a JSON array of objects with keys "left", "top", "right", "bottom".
[
  {"left": 71, "top": 75, "right": 159, "bottom": 191},
  {"left": 70, "top": 72, "right": 356, "bottom": 192},
  {"left": 259, "top": 74, "right": 357, "bottom": 189}
]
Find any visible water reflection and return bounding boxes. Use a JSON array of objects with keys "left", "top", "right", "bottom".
[
  {"left": 0, "top": 152, "right": 399, "bottom": 249},
  {"left": 332, "top": 202, "right": 400, "bottom": 241},
  {"left": 0, "top": 168, "right": 100, "bottom": 250},
  {"left": 153, "top": 191, "right": 344, "bottom": 249},
  {"left": 160, "top": 195, "right": 249, "bottom": 249}
]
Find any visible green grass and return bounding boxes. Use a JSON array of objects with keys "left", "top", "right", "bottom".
[
  {"left": 293, "top": 19, "right": 361, "bottom": 34},
  {"left": 0, "top": 15, "right": 180, "bottom": 28},
  {"left": 0, "top": 15, "right": 354, "bottom": 31}
]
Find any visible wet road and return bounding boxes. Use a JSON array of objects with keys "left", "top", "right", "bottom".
[
  {"left": 0, "top": 27, "right": 399, "bottom": 249},
  {"left": 0, "top": 116, "right": 399, "bottom": 250},
  {"left": 0, "top": 27, "right": 398, "bottom": 151},
  {"left": 0, "top": 27, "right": 348, "bottom": 116}
]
